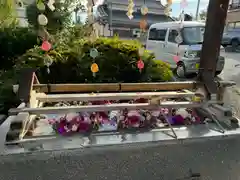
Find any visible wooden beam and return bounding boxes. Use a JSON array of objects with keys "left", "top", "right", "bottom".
[
  {"left": 9, "top": 102, "right": 203, "bottom": 115},
  {"left": 33, "top": 81, "right": 197, "bottom": 93},
  {"left": 36, "top": 91, "right": 198, "bottom": 102},
  {"left": 198, "top": 0, "right": 230, "bottom": 94}
]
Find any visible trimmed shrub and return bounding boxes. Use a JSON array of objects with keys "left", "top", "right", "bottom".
[
  {"left": 0, "top": 27, "right": 38, "bottom": 70},
  {"left": 19, "top": 37, "right": 173, "bottom": 83}
]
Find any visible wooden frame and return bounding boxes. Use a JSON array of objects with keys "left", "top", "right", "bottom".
[{"left": 4, "top": 68, "right": 236, "bottom": 146}]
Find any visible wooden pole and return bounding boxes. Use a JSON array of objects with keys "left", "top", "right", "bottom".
[{"left": 198, "top": 0, "right": 230, "bottom": 94}]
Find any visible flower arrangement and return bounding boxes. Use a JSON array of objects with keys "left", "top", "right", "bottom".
[{"left": 45, "top": 99, "right": 202, "bottom": 136}]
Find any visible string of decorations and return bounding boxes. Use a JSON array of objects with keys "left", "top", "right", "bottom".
[
  {"left": 126, "top": 0, "right": 135, "bottom": 19},
  {"left": 36, "top": 0, "right": 55, "bottom": 73},
  {"left": 87, "top": 0, "right": 100, "bottom": 77}
]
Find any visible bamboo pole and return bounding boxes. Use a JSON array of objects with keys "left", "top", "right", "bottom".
[{"left": 9, "top": 101, "right": 203, "bottom": 115}]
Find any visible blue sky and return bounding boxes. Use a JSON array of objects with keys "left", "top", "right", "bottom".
[{"left": 169, "top": 0, "right": 209, "bottom": 17}]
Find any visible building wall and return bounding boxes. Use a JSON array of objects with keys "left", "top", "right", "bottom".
[{"left": 227, "top": 9, "right": 240, "bottom": 23}]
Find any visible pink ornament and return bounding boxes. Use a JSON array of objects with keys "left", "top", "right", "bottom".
[
  {"left": 173, "top": 55, "right": 180, "bottom": 63},
  {"left": 41, "top": 41, "right": 52, "bottom": 51},
  {"left": 180, "top": 0, "right": 188, "bottom": 8},
  {"left": 137, "top": 60, "right": 144, "bottom": 69}
]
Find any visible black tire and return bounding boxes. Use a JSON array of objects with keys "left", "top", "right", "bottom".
[
  {"left": 175, "top": 63, "right": 186, "bottom": 78},
  {"left": 231, "top": 39, "right": 239, "bottom": 50},
  {"left": 215, "top": 70, "right": 222, "bottom": 76}
]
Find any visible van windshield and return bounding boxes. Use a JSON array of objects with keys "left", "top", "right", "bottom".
[{"left": 181, "top": 26, "right": 205, "bottom": 45}]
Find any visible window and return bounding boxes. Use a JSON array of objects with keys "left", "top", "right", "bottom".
[
  {"left": 168, "top": 29, "right": 179, "bottom": 43},
  {"left": 148, "top": 28, "right": 167, "bottom": 41},
  {"left": 181, "top": 26, "right": 204, "bottom": 45}
]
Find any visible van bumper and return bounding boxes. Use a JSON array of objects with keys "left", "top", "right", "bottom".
[{"left": 183, "top": 56, "right": 225, "bottom": 74}]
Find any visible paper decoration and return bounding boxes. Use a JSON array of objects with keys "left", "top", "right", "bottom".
[
  {"left": 141, "top": 5, "right": 148, "bottom": 15},
  {"left": 127, "top": 0, "right": 135, "bottom": 19},
  {"left": 180, "top": 0, "right": 188, "bottom": 9},
  {"left": 38, "top": 14, "right": 48, "bottom": 26},
  {"left": 173, "top": 55, "right": 180, "bottom": 63},
  {"left": 175, "top": 35, "right": 183, "bottom": 44},
  {"left": 167, "top": 0, "right": 173, "bottom": 5},
  {"left": 137, "top": 60, "right": 144, "bottom": 71},
  {"left": 91, "top": 63, "right": 99, "bottom": 77},
  {"left": 36, "top": 0, "right": 45, "bottom": 11},
  {"left": 90, "top": 48, "right": 99, "bottom": 58},
  {"left": 47, "top": 0, "right": 55, "bottom": 11},
  {"left": 41, "top": 41, "right": 52, "bottom": 51},
  {"left": 140, "top": 19, "right": 147, "bottom": 31}
]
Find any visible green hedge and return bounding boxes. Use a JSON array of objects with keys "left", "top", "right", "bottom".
[
  {"left": 0, "top": 27, "right": 38, "bottom": 70},
  {"left": 20, "top": 37, "right": 173, "bottom": 83}
]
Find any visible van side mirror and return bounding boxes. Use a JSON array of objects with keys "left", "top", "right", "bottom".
[{"left": 143, "top": 44, "right": 146, "bottom": 48}]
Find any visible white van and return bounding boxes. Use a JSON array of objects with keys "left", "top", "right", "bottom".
[{"left": 146, "top": 21, "right": 225, "bottom": 78}]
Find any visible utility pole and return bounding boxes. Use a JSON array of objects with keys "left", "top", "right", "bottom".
[
  {"left": 198, "top": 0, "right": 229, "bottom": 96},
  {"left": 195, "top": 0, "right": 200, "bottom": 20}
]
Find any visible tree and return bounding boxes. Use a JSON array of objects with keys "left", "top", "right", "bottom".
[
  {"left": 0, "top": 0, "right": 18, "bottom": 27},
  {"left": 26, "top": 0, "right": 79, "bottom": 33},
  {"left": 74, "top": 3, "right": 86, "bottom": 24},
  {"left": 199, "top": 10, "right": 207, "bottom": 20}
]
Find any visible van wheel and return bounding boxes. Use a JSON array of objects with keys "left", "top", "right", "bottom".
[
  {"left": 231, "top": 39, "right": 239, "bottom": 50},
  {"left": 175, "top": 63, "right": 186, "bottom": 78},
  {"left": 215, "top": 70, "right": 222, "bottom": 76}
]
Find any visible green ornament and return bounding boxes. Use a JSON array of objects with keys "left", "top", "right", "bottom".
[
  {"left": 90, "top": 48, "right": 98, "bottom": 58},
  {"left": 37, "top": 0, "right": 45, "bottom": 11}
]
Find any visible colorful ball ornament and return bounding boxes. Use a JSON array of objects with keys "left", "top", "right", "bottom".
[
  {"left": 141, "top": 5, "right": 148, "bottom": 15},
  {"left": 41, "top": 41, "right": 52, "bottom": 51},
  {"left": 137, "top": 60, "right": 144, "bottom": 72},
  {"left": 38, "top": 14, "right": 48, "bottom": 26},
  {"left": 140, "top": 19, "right": 147, "bottom": 31},
  {"left": 36, "top": 0, "right": 45, "bottom": 11},
  {"left": 91, "top": 63, "right": 99, "bottom": 77},
  {"left": 90, "top": 48, "right": 99, "bottom": 58}
]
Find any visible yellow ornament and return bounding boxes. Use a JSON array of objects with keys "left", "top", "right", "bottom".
[
  {"left": 141, "top": 5, "right": 148, "bottom": 15},
  {"left": 91, "top": 63, "right": 99, "bottom": 73},
  {"left": 140, "top": 19, "right": 147, "bottom": 30}
]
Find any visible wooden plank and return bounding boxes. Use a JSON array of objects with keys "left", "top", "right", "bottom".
[
  {"left": 17, "top": 68, "right": 37, "bottom": 103},
  {"left": 32, "top": 82, "right": 196, "bottom": 93},
  {"left": 9, "top": 102, "right": 203, "bottom": 115},
  {"left": 33, "top": 83, "right": 120, "bottom": 93},
  {"left": 36, "top": 91, "right": 197, "bottom": 102},
  {"left": 120, "top": 82, "right": 196, "bottom": 91}
]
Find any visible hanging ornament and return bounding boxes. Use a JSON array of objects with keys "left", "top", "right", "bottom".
[
  {"left": 137, "top": 60, "right": 144, "bottom": 72},
  {"left": 127, "top": 0, "right": 134, "bottom": 19},
  {"left": 36, "top": 0, "right": 45, "bottom": 11},
  {"left": 47, "top": 0, "right": 55, "bottom": 11},
  {"left": 173, "top": 55, "right": 180, "bottom": 63},
  {"left": 175, "top": 35, "right": 183, "bottom": 44},
  {"left": 90, "top": 48, "right": 99, "bottom": 58},
  {"left": 180, "top": 0, "right": 188, "bottom": 9},
  {"left": 126, "top": 12, "right": 134, "bottom": 20},
  {"left": 138, "top": 47, "right": 145, "bottom": 56},
  {"left": 140, "top": 19, "right": 147, "bottom": 31},
  {"left": 91, "top": 63, "right": 99, "bottom": 77},
  {"left": 38, "top": 14, "right": 48, "bottom": 26},
  {"left": 141, "top": 5, "right": 148, "bottom": 15},
  {"left": 41, "top": 41, "right": 52, "bottom": 51},
  {"left": 167, "top": 0, "right": 173, "bottom": 5},
  {"left": 44, "top": 55, "right": 53, "bottom": 73}
]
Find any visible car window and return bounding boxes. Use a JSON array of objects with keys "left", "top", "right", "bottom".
[
  {"left": 168, "top": 29, "right": 179, "bottom": 43},
  {"left": 148, "top": 28, "right": 167, "bottom": 41}
]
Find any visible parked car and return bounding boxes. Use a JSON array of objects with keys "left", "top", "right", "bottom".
[
  {"left": 146, "top": 21, "right": 225, "bottom": 78},
  {"left": 221, "top": 28, "right": 240, "bottom": 48}
]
